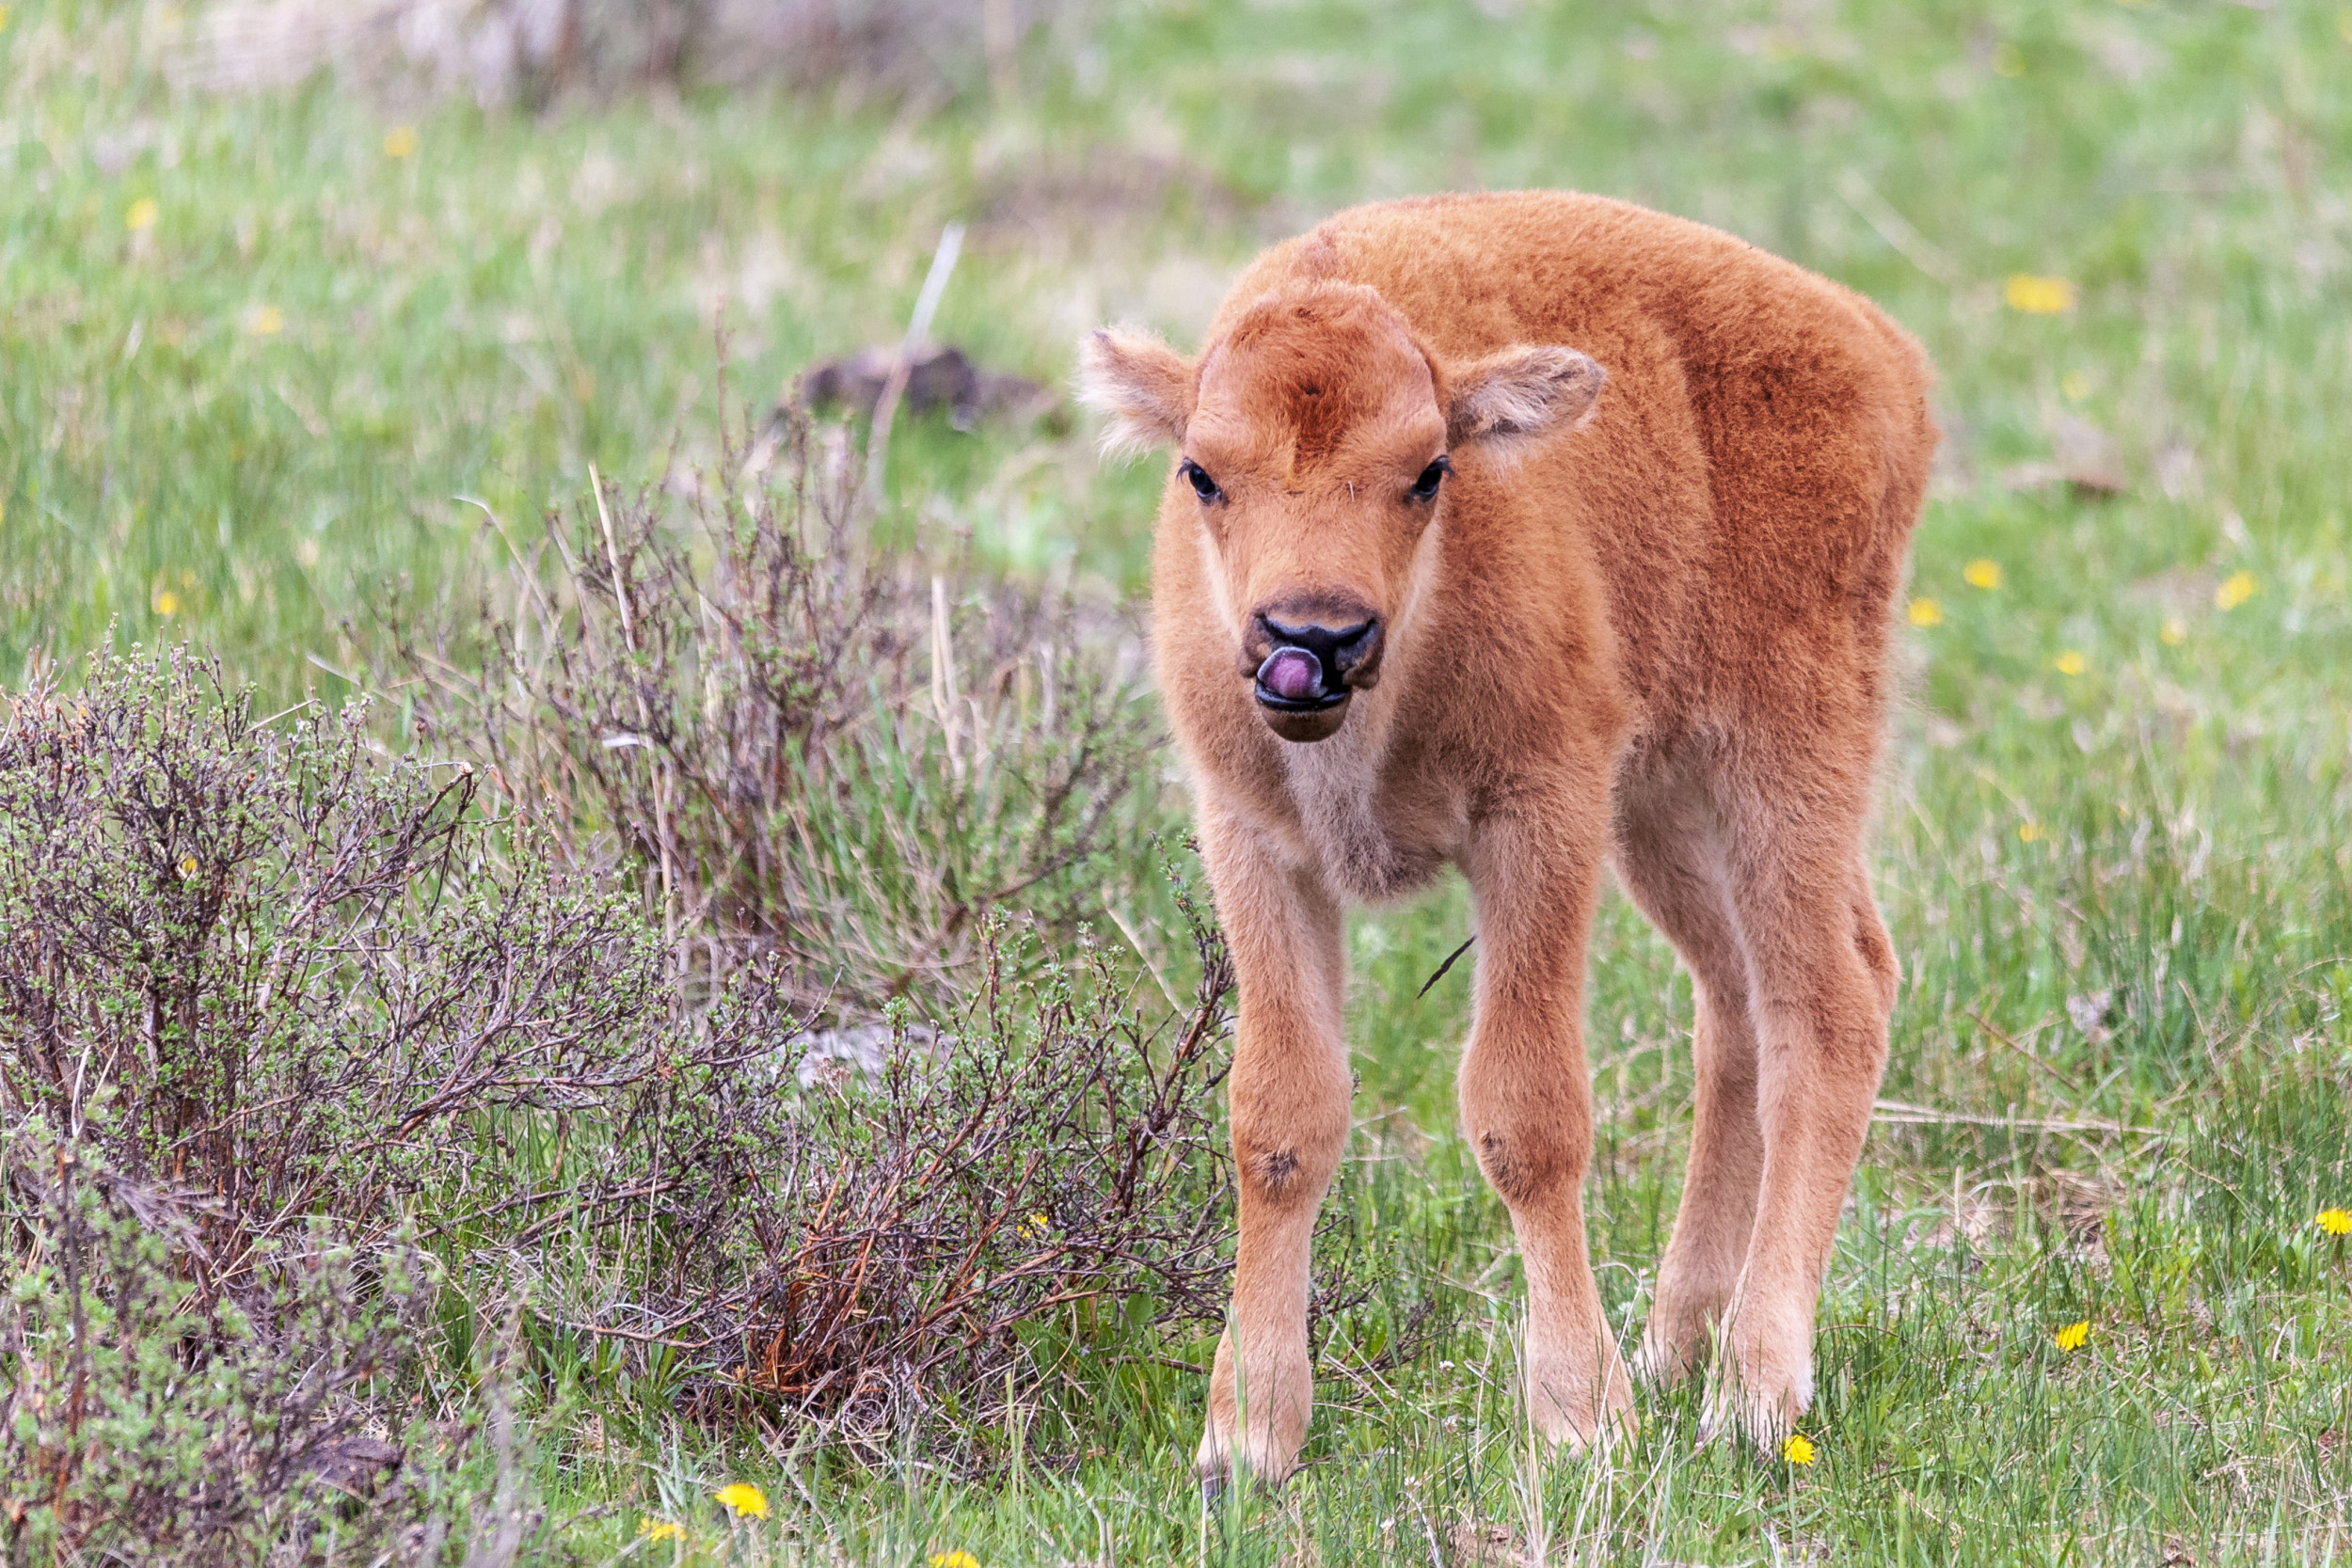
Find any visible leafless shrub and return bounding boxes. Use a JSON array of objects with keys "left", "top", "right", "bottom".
[
  {"left": 0, "top": 649, "right": 680, "bottom": 1287},
  {"left": 397, "top": 404, "right": 1155, "bottom": 1014},
  {"left": 500, "top": 892, "right": 1236, "bottom": 1457},
  {"left": 0, "top": 1122, "right": 443, "bottom": 1564},
  {"left": 0, "top": 646, "right": 1230, "bottom": 1464}
]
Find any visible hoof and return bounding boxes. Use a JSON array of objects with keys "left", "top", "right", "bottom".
[
  {"left": 1524, "top": 1344, "right": 1639, "bottom": 1458},
  {"left": 1698, "top": 1384, "right": 1801, "bottom": 1457}
]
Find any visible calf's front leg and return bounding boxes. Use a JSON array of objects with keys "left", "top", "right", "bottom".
[
  {"left": 1460, "top": 797, "right": 1633, "bottom": 1450},
  {"left": 1195, "top": 812, "right": 1350, "bottom": 1487}
]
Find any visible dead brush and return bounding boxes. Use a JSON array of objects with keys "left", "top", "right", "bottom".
[
  {"left": 0, "top": 1122, "right": 444, "bottom": 1564},
  {"left": 0, "top": 649, "right": 684, "bottom": 1287},
  {"left": 509, "top": 891, "right": 1238, "bottom": 1461},
  {"left": 395, "top": 400, "right": 1155, "bottom": 1015},
  {"left": 0, "top": 643, "right": 1234, "bottom": 1470}
]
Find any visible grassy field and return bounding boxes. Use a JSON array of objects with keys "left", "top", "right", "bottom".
[{"left": 7, "top": 0, "right": 2352, "bottom": 1561}]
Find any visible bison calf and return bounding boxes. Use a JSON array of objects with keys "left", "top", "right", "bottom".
[{"left": 1082, "top": 191, "right": 1934, "bottom": 1482}]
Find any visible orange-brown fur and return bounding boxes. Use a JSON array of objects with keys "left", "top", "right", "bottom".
[{"left": 1080, "top": 191, "right": 1935, "bottom": 1482}]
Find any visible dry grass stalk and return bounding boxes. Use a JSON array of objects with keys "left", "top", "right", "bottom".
[{"left": 398, "top": 396, "right": 1153, "bottom": 1015}]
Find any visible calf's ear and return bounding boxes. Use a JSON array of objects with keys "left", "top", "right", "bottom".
[
  {"left": 1077, "top": 329, "right": 1194, "bottom": 454},
  {"left": 1445, "top": 345, "right": 1607, "bottom": 450}
]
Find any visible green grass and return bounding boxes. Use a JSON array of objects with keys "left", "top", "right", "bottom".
[{"left": 7, "top": 0, "right": 2352, "bottom": 1560}]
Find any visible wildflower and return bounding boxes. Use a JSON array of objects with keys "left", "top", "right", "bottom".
[
  {"left": 714, "top": 1482, "right": 768, "bottom": 1521},
  {"left": 0, "top": 8, "right": 10, "bottom": 32},
  {"left": 2053, "top": 650, "right": 2086, "bottom": 676},
  {"left": 930, "top": 1553, "right": 981, "bottom": 1568},
  {"left": 1017, "top": 1212, "right": 1052, "bottom": 1243},
  {"left": 2319, "top": 1208, "right": 2352, "bottom": 1236},
  {"left": 2062, "top": 371, "right": 2091, "bottom": 401},
  {"left": 2215, "top": 571, "right": 2256, "bottom": 610},
  {"left": 178, "top": 855, "right": 199, "bottom": 879},
  {"left": 155, "top": 590, "right": 181, "bottom": 616},
  {"left": 1963, "top": 559, "right": 2003, "bottom": 590},
  {"left": 2018, "top": 822, "right": 2043, "bottom": 844},
  {"left": 126, "top": 198, "right": 159, "bottom": 232},
  {"left": 2005, "top": 275, "right": 2074, "bottom": 314},
  {"left": 1908, "top": 597, "right": 1943, "bottom": 627},
  {"left": 246, "top": 305, "right": 284, "bottom": 337},
  {"left": 2054, "top": 1320, "right": 2090, "bottom": 1352},
  {"left": 2160, "top": 617, "right": 2186, "bottom": 646},
  {"left": 639, "top": 1517, "right": 684, "bottom": 1541},
  {"left": 1781, "top": 1433, "right": 1816, "bottom": 1465},
  {"left": 1991, "top": 41, "right": 2025, "bottom": 76},
  {"left": 383, "top": 125, "right": 419, "bottom": 159}
]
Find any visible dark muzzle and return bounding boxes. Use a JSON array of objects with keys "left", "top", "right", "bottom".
[{"left": 1250, "top": 613, "right": 1382, "bottom": 742}]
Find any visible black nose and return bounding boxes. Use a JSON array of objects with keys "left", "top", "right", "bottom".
[{"left": 1259, "top": 613, "right": 1382, "bottom": 686}]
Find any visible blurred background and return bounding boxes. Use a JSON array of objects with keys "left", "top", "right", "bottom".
[{"left": 8, "top": 0, "right": 2345, "bottom": 698}]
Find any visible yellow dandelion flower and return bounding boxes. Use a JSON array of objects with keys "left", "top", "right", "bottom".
[
  {"left": 930, "top": 1553, "right": 982, "bottom": 1568},
  {"left": 2062, "top": 370, "right": 2091, "bottom": 401},
  {"left": 2018, "top": 821, "right": 2043, "bottom": 844},
  {"left": 2054, "top": 1320, "right": 2090, "bottom": 1351},
  {"left": 2215, "top": 571, "right": 2256, "bottom": 610},
  {"left": 2160, "top": 617, "right": 2186, "bottom": 646},
  {"left": 126, "top": 198, "right": 159, "bottom": 232},
  {"left": 639, "top": 1517, "right": 683, "bottom": 1541},
  {"left": 1781, "top": 1433, "right": 1816, "bottom": 1465},
  {"left": 1990, "top": 41, "right": 2026, "bottom": 76},
  {"left": 2318, "top": 1208, "right": 2352, "bottom": 1236},
  {"left": 246, "top": 305, "right": 284, "bottom": 337},
  {"left": 154, "top": 590, "right": 181, "bottom": 616},
  {"left": 178, "top": 855, "right": 199, "bottom": 879},
  {"left": 2053, "top": 650, "right": 2087, "bottom": 676},
  {"left": 2005, "top": 275, "right": 2074, "bottom": 314},
  {"left": 1908, "top": 597, "right": 1944, "bottom": 627},
  {"left": 384, "top": 124, "right": 420, "bottom": 159},
  {"left": 713, "top": 1482, "right": 768, "bottom": 1520},
  {"left": 1963, "top": 558, "right": 2004, "bottom": 590}
]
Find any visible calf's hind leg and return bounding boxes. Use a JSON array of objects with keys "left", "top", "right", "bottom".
[
  {"left": 1708, "top": 779, "right": 1896, "bottom": 1447},
  {"left": 1610, "top": 784, "right": 1765, "bottom": 1386}
]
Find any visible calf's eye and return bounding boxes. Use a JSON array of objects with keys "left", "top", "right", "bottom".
[
  {"left": 1409, "top": 456, "right": 1451, "bottom": 501},
  {"left": 1180, "top": 459, "right": 1222, "bottom": 502}
]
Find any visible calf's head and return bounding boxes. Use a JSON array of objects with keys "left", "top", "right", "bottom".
[{"left": 1082, "top": 282, "right": 1604, "bottom": 742}]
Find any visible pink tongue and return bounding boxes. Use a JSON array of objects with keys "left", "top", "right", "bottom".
[{"left": 1262, "top": 649, "right": 1322, "bottom": 701}]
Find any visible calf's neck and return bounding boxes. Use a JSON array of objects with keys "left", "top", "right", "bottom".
[{"left": 1082, "top": 190, "right": 1936, "bottom": 1481}]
